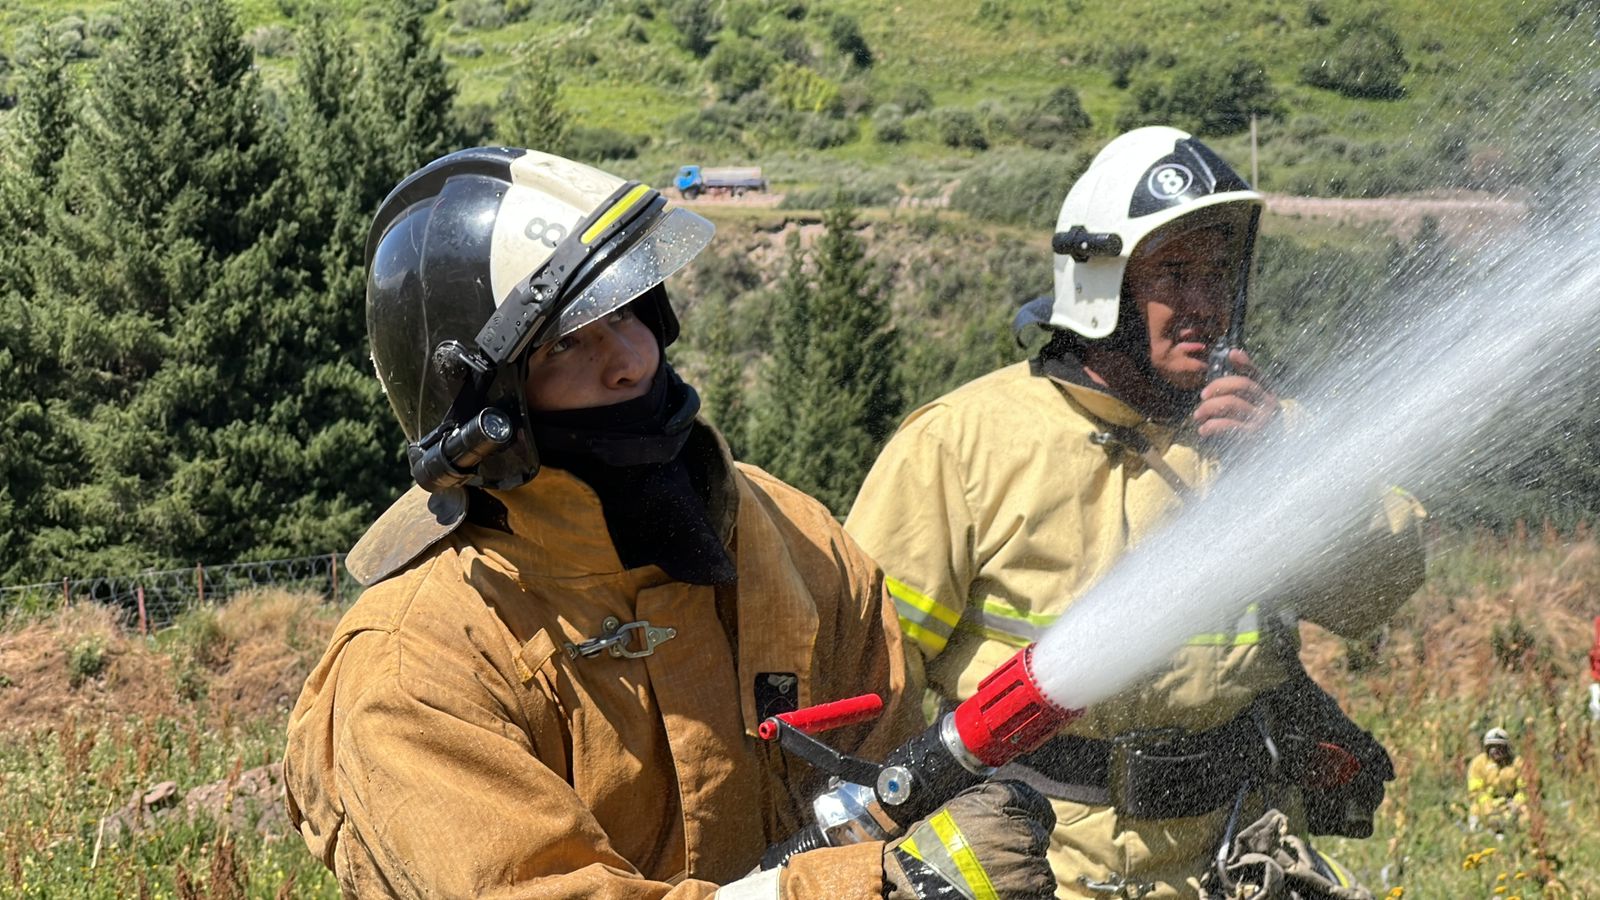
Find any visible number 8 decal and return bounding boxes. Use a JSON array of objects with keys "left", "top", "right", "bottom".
[
  {"left": 524, "top": 217, "right": 569, "bottom": 248},
  {"left": 1148, "top": 164, "right": 1193, "bottom": 199}
]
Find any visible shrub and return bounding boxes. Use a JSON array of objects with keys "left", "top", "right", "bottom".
[
  {"left": 68, "top": 635, "right": 107, "bottom": 688},
  {"left": 770, "top": 63, "right": 842, "bottom": 116},
  {"left": 826, "top": 13, "right": 872, "bottom": 68},
  {"left": 888, "top": 82, "right": 933, "bottom": 114},
  {"left": 949, "top": 148, "right": 1090, "bottom": 227},
  {"left": 766, "top": 23, "right": 812, "bottom": 65},
  {"left": 86, "top": 13, "right": 122, "bottom": 40},
  {"left": 872, "top": 103, "right": 908, "bottom": 143},
  {"left": 1300, "top": 11, "right": 1409, "bottom": 99},
  {"left": 1014, "top": 84, "right": 1091, "bottom": 150},
  {"left": 670, "top": 0, "right": 717, "bottom": 58},
  {"left": 452, "top": 0, "right": 509, "bottom": 29},
  {"left": 933, "top": 107, "right": 987, "bottom": 150},
  {"left": 1102, "top": 40, "right": 1148, "bottom": 89},
  {"left": 1118, "top": 55, "right": 1278, "bottom": 135},
  {"left": 705, "top": 38, "right": 777, "bottom": 100}
]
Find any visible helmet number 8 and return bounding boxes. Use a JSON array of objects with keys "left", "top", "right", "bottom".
[
  {"left": 1150, "top": 165, "right": 1192, "bottom": 199},
  {"left": 525, "top": 217, "right": 569, "bottom": 248}
]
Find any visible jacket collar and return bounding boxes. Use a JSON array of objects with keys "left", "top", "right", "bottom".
[{"left": 482, "top": 420, "right": 739, "bottom": 580}]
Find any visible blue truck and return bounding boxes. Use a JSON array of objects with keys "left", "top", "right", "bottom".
[{"left": 674, "top": 165, "right": 768, "bottom": 200}]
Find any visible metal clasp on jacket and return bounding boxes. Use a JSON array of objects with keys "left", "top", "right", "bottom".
[
  {"left": 564, "top": 616, "right": 678, "bottom": 661},
  {"left": 1077, "top": 874, "right": 1155, "bottom": 898}
]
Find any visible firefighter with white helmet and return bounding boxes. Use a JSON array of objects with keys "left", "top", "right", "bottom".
[
  {"left": 282, "top": 147, "right": 1057, "bottom": 899},
  {"left": 1468, "top": 727, "right": 1527, "bottom": 834},
  {"left": 847, "top": 127, "right": 1426, "bottom": 898}
]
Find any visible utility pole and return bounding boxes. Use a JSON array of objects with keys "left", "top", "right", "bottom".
[{"left": 1250, "top": 113, "right": 1259, "bottom": 188}]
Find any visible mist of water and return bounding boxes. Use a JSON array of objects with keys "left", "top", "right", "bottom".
[{"left": 1031, "top": 87, "right": 1600, "bottom": 711}]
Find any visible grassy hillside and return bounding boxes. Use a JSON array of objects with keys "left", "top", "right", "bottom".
[
  {"left": 2, "top": 536, "right": 1597, "bottom": 896},
  {"left": 2, "top": 0, "right": 1593, "bottom": 207}
]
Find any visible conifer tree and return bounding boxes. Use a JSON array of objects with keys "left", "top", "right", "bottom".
[
  {"left": 496, "top": 55, "right": 570, "bottom": 155},
  {"left": 27, "top": 0, "right": 324, "bottom": 573},
  {"left": 747, "top": 201, "right": 902, "bottom": 514},
  {"left": 696, "top": 304, "right": 747, "bottom": 455},
  {"left": 0, "top": 31, "right": 83, "bottom": 580},
  {"left": 360, "top": 0, "right": 463, "bottom": 201}
]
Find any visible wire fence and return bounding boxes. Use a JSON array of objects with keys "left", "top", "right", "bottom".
[{"left": 0, "top": 553, "right": 354, "bottom": 633}]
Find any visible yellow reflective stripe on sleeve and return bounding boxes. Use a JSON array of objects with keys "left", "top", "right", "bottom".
[
  {"left": 900, "top": 836, "right": 924, "bottom": 862},
  {"left": 1313, "top": 850, "right": 1354, "bottom": 888},
  {"left": 899, "top": 615, "right": 950, "bottom": 655},
  {"left": 1185, "top": 631, "right": 1261, "bottom": 646},
  {"left": 978, "top": 599, "right": 1057, "bottom": 644},
  {"left": 980, "top": 599, "right": 1060, "bottom": 628},
  {"left": 886, "top": 577, "right": 961, "bottom": 627},
  {"left": 928, "top": 810, "right": 999, "bottom": 900},
  {"left": 887, "top": 577, "right": 960, "bottom": 655},
  {"left": 581, "top": 183, "right": 652, "bottom": 244},
  {"left": 952, "top": 619, "right": 1034, "bottom": 648}
]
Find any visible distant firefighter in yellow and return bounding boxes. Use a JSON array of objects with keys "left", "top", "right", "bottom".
[{"left": 1467, "top": 727, "right": 1528, "bottom": 834}]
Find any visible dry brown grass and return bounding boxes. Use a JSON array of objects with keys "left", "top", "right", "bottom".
[{"left": 0, "top": 589, "right": 338, "bottom": 736}]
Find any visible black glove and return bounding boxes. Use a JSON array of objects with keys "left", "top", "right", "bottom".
[{"left": 883, "top": 779, "right": 1056, "bottom": 899}]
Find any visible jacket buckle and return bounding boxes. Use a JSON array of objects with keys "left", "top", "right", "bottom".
[{"left": 565, "top": 616, "right": 678, "bottom": 661}]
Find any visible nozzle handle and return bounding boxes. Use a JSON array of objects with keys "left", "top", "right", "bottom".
[{"left": 758, "top": 693, "right": 884, "bottom": 740}]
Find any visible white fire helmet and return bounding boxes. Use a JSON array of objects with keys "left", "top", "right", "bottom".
[
  {"left": 1047, "top": 126, "right": 1264, "bottom": 340},
  {"left": 1483, "top": 727, "right": 1511, "bottom": 748}
]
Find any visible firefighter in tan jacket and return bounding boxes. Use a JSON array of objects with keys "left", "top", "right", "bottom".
[
  {"left": 846, "top": 127, "right": 1425, "bottom": 899},
  {"left": 284, "top": 148, "right": 1057, "bottom": 900}
]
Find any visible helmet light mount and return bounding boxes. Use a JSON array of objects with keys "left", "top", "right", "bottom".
[
  {"left": 407, "top": 180, "right": 670, "bottom": 492},
  {"left": 1051, "top": 225, "right": 1124, "bottom": 263}
]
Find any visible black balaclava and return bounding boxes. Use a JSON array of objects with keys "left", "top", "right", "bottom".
[{"left": 527, "top": 299, "right": 736, "bottom": 586}]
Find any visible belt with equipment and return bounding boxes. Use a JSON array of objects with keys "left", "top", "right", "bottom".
[{"left": 999, "top": 707, "right": 1355, "bottom": 821}]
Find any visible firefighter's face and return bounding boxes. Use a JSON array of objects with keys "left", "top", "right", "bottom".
[
  {"left": 524, "top": 303, "right": 658, "bottom": 412},
  {"left": 1487, "top": 743, "right": 1512, "bottom": 764},
  {"left": 1126, "top": 226, "right": 1236, "bottom": 391}
]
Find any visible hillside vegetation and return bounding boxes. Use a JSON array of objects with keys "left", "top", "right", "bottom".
[
  {"left": 2, "top": 536, "right": 1597, "bottom": 896},
  {"left": 2, "top": 0, "right": 1594, "bottom": 211},
  {"left": 2, "top": 0, "right": 1596, "bottom": 595}
]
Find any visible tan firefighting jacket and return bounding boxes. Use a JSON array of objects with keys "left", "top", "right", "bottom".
[
  {"left": 845, "top": 362, "right": 1425, "bottom": 898},
  {"left": 285, "top": 425, "right": 923, "bottom": 900}
]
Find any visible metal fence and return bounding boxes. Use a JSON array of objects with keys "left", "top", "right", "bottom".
[{"left": 0, "top": 553, "right": 353, "bottom": 632}]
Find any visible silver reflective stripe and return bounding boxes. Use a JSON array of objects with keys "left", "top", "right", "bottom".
[
  {"left": 715, "top": 867, "right": 782, "bottom": 900},
  {"left": 978, "top": 609, "right": 1047, "bottom": 644}
]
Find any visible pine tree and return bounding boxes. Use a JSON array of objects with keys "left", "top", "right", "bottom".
[
  {"left": 28, "top": 0, "right": 316, "bottom": 573},
  {"left": 0, "top": 31, "right": 83, "bottom": 580},
  {"left": 360, "top": 0, "right": 463, "bottom": 200},
  {"left": 495, "top": 54, "right": 570, "bottom": 155},
  {"left": 745, "top": 232, "right": 812, "bottom": 483},
  {"left": 696, "top": 303, "right": 748, "bottom": 455},
  {"left": 746, "top": 200, "right": 903, "bottom": 514}
]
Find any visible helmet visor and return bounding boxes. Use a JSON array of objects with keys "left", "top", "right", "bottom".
[{"left": 545, "top": 207, "right": 715, "bottom": 342}]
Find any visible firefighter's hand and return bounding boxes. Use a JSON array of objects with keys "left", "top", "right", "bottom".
[
  {"left": 883, "top": 780, "right": 1056, "bottom": 899},
  {"left": 1194, "top": 349, "right": 1279, "bottom": 439}
]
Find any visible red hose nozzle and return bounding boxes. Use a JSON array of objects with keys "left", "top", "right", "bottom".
[{"left": 951, "top": 645, "right": 1080, "bottom": 767}]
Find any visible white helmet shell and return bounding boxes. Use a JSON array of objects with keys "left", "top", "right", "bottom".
[
  {"left": 1483, "top": 727, "right": 1511, "bottom": 747},
  {"left": 1049, "top": 126, "right": 1265, "bottom": 339}
]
